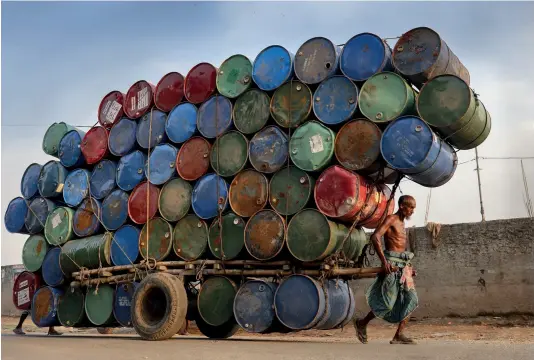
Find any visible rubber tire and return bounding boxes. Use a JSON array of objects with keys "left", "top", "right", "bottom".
[
  {"left": 96, "top": 327, "right": 113, "bottom": 335},
  {"left": 131, "top": 273, "right": 188, "bottom": 341},
  {"left": 195, "top": 315, "right": 239, "bottom": 339}
]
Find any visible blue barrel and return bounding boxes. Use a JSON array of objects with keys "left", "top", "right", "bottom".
[
  {"left": 38, "top": 160, "right": 69, "bottom": 198},
  {"left": 63, "top": 169, "right": 90, "bottom": 208},
  {"left": 116, "top": 150, "right": 147, "bottom": 192},
  {"left": 4, "top": 197, "right": 28, "bottom": 234},
  {"left": 294, "top": 37, "right": 341, "bottom": 85},
  {"left": 274, "top": 275, "right": 326, "bottom": 330},
  {"left": 110, "top": 225, "right": 140, "bottom": 266},
  {"left": 90, "top": 160, "right": 117, "bottom": 200},
  {"left": 145, "top": 143, "right": 178, "bottom": 186},
  {"left": 136, "top": 108, "right": 167, "bottom": 150},
  {"left": 340, "top": 33, "right": 393, "bottom": 82},
  {"left": 41, "top": 247, "right": 64, "bottom": 287},
  {"left": 234, "top": 280, "right": 280, "bottom": 333},
  {"left": 21, "top": 163, "right": 42, "bottom": 200},
  {"left": 165, "top": 103, "right": 198, "bottom": 144},
  {"left": 249, "top": 126, "right": 289, "bottom": 174},
  {"left": 381, "top": 116, "right": 458, "bottom": 188},
  {"left": 108, "top": 117, "right": 138, "bottom": 156},
  {"left": 25, "top": 197, "right": 57, "bottom": 234},
  {"left": 113, "top": 282, "right": 139, "bottom": 327},
  {"left": 101, "top": 189, "right": 129, "bottom": 230},
  {"left": 252, "top": 45, "right": 294, "bottom": 91},
  {"left": 73, "top": 197, "right": 102, "bottom": 237},
  {"left": 191, "top": 173, "right": 229, "bottom": 220},
  {"left": 58, "top": 129, "right": 87, "bottom": 168},
  {"left": 338, "top": 286, "right": 356, "bottom": 328},
  {"left": 197, "top": 95, "right": 233, "bottom": 139},
  {"left": 312, "top": 76, "right": 359, "bottom": 125},
  {"left": 315, "top": 280, "right": 351, "bottom": 330},
  {"left": 31, "top": 286, "right": 64, "bottom": 327}
]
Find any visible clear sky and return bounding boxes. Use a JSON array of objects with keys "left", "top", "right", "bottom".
[{"left": 2, "top": 1, "right": 534, "bottom": 265}]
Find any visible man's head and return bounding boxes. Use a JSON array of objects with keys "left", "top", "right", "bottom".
[{"left": 398, "top": 195, "right": 416, "bottom": 220}]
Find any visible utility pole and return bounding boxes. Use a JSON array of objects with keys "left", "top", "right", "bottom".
[
  {"left": 474, "top": 148, "right": 486, "bottom": 222},
  {"left": 521, "top": 159, "right": 533, "bottom": 218}
]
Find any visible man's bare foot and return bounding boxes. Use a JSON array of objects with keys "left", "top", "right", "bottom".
[
  {"left": 47, "top": 329, "right": 62, "bottom": 336},
  {"left": 390, "top": 334, "right": 416, "bottom": 345},
  {"left": 352, "top": 318, "right": 368, "bottom": 344},
  {"left": 13, "top": 328, "right": 25, "bottom": 335}
]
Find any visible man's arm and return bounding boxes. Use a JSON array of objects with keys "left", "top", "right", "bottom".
[{"left": 370, "top": 215, "right": 395, "bottom": 274}]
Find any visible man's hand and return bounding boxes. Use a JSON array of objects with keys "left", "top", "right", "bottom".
[{"left": 383, "top": 262, "right": 393, "bottom": 274}]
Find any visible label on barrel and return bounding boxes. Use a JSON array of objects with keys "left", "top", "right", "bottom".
[
  {"left": 17, "top": 288, "right": 30, "bottom": 306},
  {"left": 118, "top": 296, "right": 131, "bottom": 307},
  {"left": 19, "top": 280, "right": 28, "bottom": 289},
  {"left": 104, "top": 100, "right": 122, "bottom": 124},
  {"left": 137, "top": 87, "right": 149, "bottom": 110},
  {"left": 309, "top": 134, "right": 324, "bottom": 153},
  {"left": 52, "top": 213, "right": 62, "bottom": 229}
]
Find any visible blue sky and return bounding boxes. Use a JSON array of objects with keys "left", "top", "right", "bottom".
[{"left": 2, "top": 1, "right": 534, "bottom": 265}]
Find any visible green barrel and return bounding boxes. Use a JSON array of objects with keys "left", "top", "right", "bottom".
[
  {"left": 139, "top": 217, "right": 173, "bottom": 261},
  {"left": 216, "top": 54, "right": 253, "bottom": 98},
  {"left": 208, "top": 212, "right": 245, "bottom": 260},
  {"left": 270, "top": 80, "right": 313, "bottom": 128},
  {"left": 59, "top": 233, "right": 112, "bottom": 275},
  {"left": 158, "top": 178, "right": 192, "bottom": 222},
  {"left": 44, "top": 207, "right": 76, "bottom": 245},
  {"left": 233, "top": 89, "right": 270, "bottom": 134},
  {"left": 22, "top": 234, "right": 49, "bottom": 272},
  {"left": 42, "top": 122, "right": 77, "bottom": 157},
  {"left": 290, "top": 120, "right": 335, "bottom": 172},
  {"left": 198, "top": 276, "right": 238, "bottom": 326},
  {"left": 287, "top": 209, "right": 368, "bottom": 262},
  {"left": 269, "top": 166, "right": 315, "bottom": 216},
  {"left": 417, "top": 74, "right": 491, "bottom": 150},
  {"left": 359, "top": 72, "right": 416, "bottom": 123},
  {"left": 85, "top": 285, "right": 116, "bottom": 326},
  {"left": 173, "top": 214, "right": 208, "bottom": 261},
  {"left": 58, "top": 287, "right": 89, "bottom": 327},
  {"left": 210, "top": 131, "right": 249, "bottom": 177}
]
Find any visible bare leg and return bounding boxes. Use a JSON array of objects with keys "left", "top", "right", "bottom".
[
  {"left": 352, "top": 312, "right": 375, "bottom": 344},
  {"left": 390, "top": 318, "right": 416, "bottom": 344},
  {"left": 47, "top": 327, "right": 62, "bottom": 336},
  {"left": 13, "top": 312, "right": 29, "bottom": 335}
]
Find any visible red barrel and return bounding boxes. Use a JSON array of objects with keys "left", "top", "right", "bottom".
[
  {"left": 176, "top": 137, "right": 211, "bottom": 181},
  {"left": 154, "top": 72, "right": 184, "bottom": 112},
  {"left": 184, "top": 63, "right": 217, "bottom": 104},
  {"left": 13, "top": 271, "right": 41, "bottom": 311},
  {"left": 314, "top": 165, "right": 370, "bottom": 223},
  {"left": 359, "top": 184, "right": 395, "bottom": 229},
  {"left": 128, "top": 181, "right": 160, "bottom": 225},
  {"left": 98, "top": 90, "right": 125, "bottom": 129},
  {"left": 124, "top": 80, "right": 156, "bottom": 119},
  {"left": 81, "top": 126, "right": 110, "bottom": 165}
]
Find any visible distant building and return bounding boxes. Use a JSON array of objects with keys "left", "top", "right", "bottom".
[{"left": 1, "top": 264, "right": 26, "bottom": 316}]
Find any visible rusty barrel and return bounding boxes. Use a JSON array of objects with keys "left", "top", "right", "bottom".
[
  {"left": 38, "top": 160, "right": 69, "bottom": 199},
  {"left": 177, "top": 137, "right": 211, "bottom": 181},
  {"left": 63, "top": 169, "right": 90, "bottom": 207},
  {"left": 158, "top": 178, "right": 192, "bottom": 222},
  {"left": 233, "top": 89, "right": 270, "bottom": 134},
  {"left": 249, "top": 125, "right": 289, "bottom": 174},
  {"left": 290, "top": 121, "right": 335, "bottom": 172},
  {"left": 173, "top": 214, "right": 208, "bottom": 261},
  {"left": 229, "top": 169, "right": 269, "bottom": 218},
  {"left": 208, "top": 212, "right": 245, "bottom": 260},
  {"left": 116, "top": 150, "right": 147, "bottom": 192},
  {"left": 312, "top": 76, "right": 358, "bottom": 125},
  {"left": 252, "top": 45, "right": 294, "bottom": 91},
  {"left": 210, "top": 131, "right": 249, "bottom": 177},
  {"left": 128, "top": 181, "right": 160, "bottom": 225},
  {"left": 294, "top": 37, "right": 341, "bottom": 85},
  {"left": 136, "top": 109, "right": 168, "bottom": 150},
  {"left": 25, "top": 197, "right": 57, "bottom": 235},
  {"left": 90, "top": 159, "right": 117, "bottom": 200},
  {"left": 73, "top": 197, "right": 101, "bottom": 237},
  {"left": 139, "top": 217, "right": 173, "bottom": 261},
  {"left": 13, "top": 271, "right": 41, "bottom": 311},
  {"left": 42, "top": 122, "right": 78, "bottom": 158},
  {"left": 21, "top": 163, "right": 42, "bottom": 200},
  {"left": 270, "top": 80, "right": 312, "bottom": 129},
  {"left": 198, "top": 276, "right": 238, "bottom": 326},
  {"left": 108, "top": 117, "right": 138, "bottom": 156},
  {"left": 44, "top": 207, "right": 76, "bottom": 245},
  {"left": 111, "top": 225, "right": 140, "bottom": 266},
  {"left": 124, "top": 80, "right": 155, "bottom": 119},
  {"left": 41, "top": 247, "right": 64, "bottom": 287},
  {"left": 4, "top": 197, "right": 28, "bottom": 234},
  {"left": 154, "top": 72, "right": 184, "bottom": 112},
  {"left": 81, "top": 126, "right": 110, "bottom": 165},
  {"left": 22, "top": 234, "right": 49, "bottom": 272},
  {"left": 184, "top": 62, "right": 217, "bottom": 104},
  {"left": 244, "top": 210, "right": 285, "bottom": 261},
  {"left": 165, "top": 102, "right": 198, "bottom": 144},
  {"left": 98, "top": 90, "right": 125, "bottom": 129},
  {"left": 31, "top": 286, "right": 64, "bottom": 327},
  {"left": 197, "top": 95, "right": 233, "bottom": 139},
  {"left": 269, "top": 166, "right": 314, "bottom": 216},
  {"left": 145, "top": 143, "right": 178, "bottom": 185},
  {"left": 101, "top": 189, "right": 130, "bottom": 230},
  {"left": 359, "top": 184, "right": 395, "bottom": 229},
  {"left": 59, "top": 129, "right": 87, "bottom": 168},
  {"left": 216, "top": 54, "right": 253, "bottom": 99},
  {"left": 335, "top": 119, "right": 382, "bottom": 172},
  {"left": 192, "top": 173, "right": 229, "bottom": 220},
  {"left": 59, "top": 233, "right": 113, "bottom": 275}
]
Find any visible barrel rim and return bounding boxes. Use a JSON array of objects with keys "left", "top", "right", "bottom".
[
  {"left": 340, "top": 32, "right": 388, "bottom": 81},
  {"left": 42, "top": 122, "right": 68, "bottom": 154},
  {"left": 191, "top": 173, "right": 229, "bottom": 220},
  {"left": 407, "top": 141, "right": 459, "bottom": 188},
  {"left": 135, "top": 108, "right": 168, "bottom": 150},
  {"left": 124, "top": 80, "right": 156, "bottom": 119},
  {"left": 232, "top": 89, "right": 271, "bottom": 134},
  {"left": 334, "top": 118, "right": 382, "bottom": 171},
  {"left": 392, "top": 26, "right": 442, "bottom": 76},
  {"left": 289, "top": 120, "right": 336, "bottom": 172},
  {"left": 20, "top": 162, "right": 42, "bottom": 199},
  {"left": 31, "top": 286, "right": 62, "bottom": 327},
  {"left": 90, "top": 159, "right": 117, "bottom": 200},
  {"left": 63, "top": 168, "right": 90, "bottom": 207},
  {"left": 98, "top": 90, "right": 125, "bottom": 129},
  {"left": 165, "top": 101, "right": 199, "bottom": 144},
  {"left": 460, "top": 101, "right": 491, "bottom": 150},
  {"left": 176, "top": 136, "right": 212, "bottom": 181},
  {"left": 184, "top": 62, "right": 218, "bottom": 104},
  {"left": 294, "top": 36, "right": 339, "bottom": 84},
  {"left": 286, "top": 208, "right": 331, "bottom": 262},
  {"left": 196, "top": 94, "right": 233, "bottom": 139},
  {"left": 229, "top": 169, "right": 269, "bottom": 218},
  {"left": 145, "top": 142, "right": 178, "bottom": 186},
  {"left": 127, "top": 181, "right": 161, "bottom": 225},
  {"left": 84, "top": 284, "right": 115, "bottom": 326},
  {"left": 101, "top": 189, "right": 130, "bottom": 230},
  {"left": 252, "top": 44, "right": 294, "bottom": 91},
  {"left": 4, "top": 196, "right": 28, "bottom": 233},
  {"left": 116, "top": 150, "right": 147, "bottom": 192},
  {"left": 58, "top": 129, "right": 85, "bottom": 167},
  {"left": 248, "top": 125, "right": 289, "bottom": 174},
  {"left": 197, "top": 275, "right": 238, "bottom": 327},
  {"left": 210, "top": 130, "right": 249, "bottom": 177},
  {"left": 22, "top": 234, "right": 48, "bottom": 272},
  {"left": 154, "top": 71, "right": 185, "bottom": 112},
  {"left": 81, "top": 126, "right": 110, "bottom": 165},
  {"left": 172, "top": 214, "right": 208, "bottom": 260},
  {"left": 158, "top": 177, "right": 193, "bottom": 222},
  {"left": 216, "top": 54, "right": 253, "bottom": 98},
  {"left": 44, "top": 206, "right": 75, "bottom": 246},
  {"left": 270, "top": 80, "right": 313, "bottom": 129},
  {"left": 268, "top": 165, "right": 313, "bottom": 216},
  {"left": 73, "top": 196, "right": 102, "bottom": 237},
  {"left": 233, "top": 279, "right": 276, "bottom": 332},
  {"left": 108, "top": 117, "right": 137, "bottom": 157},
  {"left": 312, "top": 75, "right": 359, "bottom": 125},
  {"left": 110, "top": 224, "right": 141, "bottom": 266},
  {"left": 244, "top": 209, "right": 286, "bottom": 261},
  {"left": 139, "top": 216, "right": 173, "bottom": 261}
]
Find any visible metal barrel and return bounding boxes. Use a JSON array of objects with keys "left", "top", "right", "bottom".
[
  {"left": 81, "top": 126, "right": 110, "bottom": 165},
  {"left": 58, "top": 287, "right": 91, "bottom": 327},
  {"left": 249, "top": 125, "right": 289, "bottom": 174},
  {"left": 59, "top": 129, "right": 87, "bottom": 168},
  {"left": 269, "top": 166, "right": 315, "bottom": 216},
  {"left": 59, "top": 233, "right": 113, "bottom": 275},
  {"left": 173, "top": 214, "right": 208, "bottom": 261},
  {"left": 381, "top": 115, "right": 458, "bottom": 188},
  {"left": 116, "top": 150, "right": 147, "bottom": 192},
  {"left": 334, "top": 119, "right": 382, "bottom": 172},
  {"left": 136, "top": 109, "right": 168, "bottom": 150},
  {"left": 25, "top": 197, "right": 57, "bottom": 235},
  {"left": 13, "top": 271, "right": 41, "bottom": 311},
  {"left": 216, "top": 54, "right": 253, "bottom": 99},
  {"left": 229, "top": 169, "right": 269, "bottom": 217},
  {"left": 154, "top": 72, "right": 184, "bottom": 113},
  {"left": 270, "top": 80, "right": 312, "bottom": 129},
  {"left": 73, "top": 197, "right": 102, "bottom": 237},
  {"left": 274, "top": 275, "right": 326, "bottom": 330},
  {"left": 252, "top": 45, "right": 294, "bottom": 92},
  {"left": 184, "top": 62, "right": 218, "bottom": 104},
  {"left": 90, "top": 159, "right": 117, "bottom": 200},
  {"left": 31, "top": 286, "right": 64, "bottom": 327},
  {"left": 197, "top": 95, "right": 233, "bottom": 139},
  {"left": 312, "top": 76, "right": 359, "bottom": 125},
  {"left": 393, "top": 27, "right": 470, "bottom": 87},
  {"left": 340, "top": 32, "right": 393, "bottom": 82},
  {"left": 101, "top": 189, "right": 130, "bottom": 230},
  {"left": 139, "top": 217, "right": 173, "bottom": 261},
  {"left": 198, "top": 276, "right": 238, "bottom": 326},
  {"left": 145, "top": 143, "right": 178, "bottom": 185},
  {"left": 113, "top": 282, "right": 139, "bottom": 327},
  {"left": 63, "top": 169, "right": 90, "bottom": 207},
  {"left": 417, "top": 74, "right": 491, "bottom": 150},
  {"left": 42, "top": 247, "right": 64, "bottom": 287},
  {"left": 294, "top": 37, "right": 341, "bottom": 85},
  {"left": 210, "top": 131, "right": 249, "bottom": 177},
  {"left": 244, "top": 209, "right": 285, "bottom": 261},
  {"left": 98, "top": 90, "right": 126, "bottom": 129},
  {"left": 45, "top": 207, "right": 76, "bottom": 245},
  {"left": 20, "top": 163, "right": 42, "bottom": 200},
  {"left": 128, "top": 181, "right": 160, "bottom": 225},
  {"left": 176, "top": 137, "right": 211, "bottom": 181},
  {"left": 42, "top": 122, "right": 78, "bottom": 157},
  {"left": 165, "top": 103, "right": 198, "bottom": 144},
  {"left": 208, "top": 212, "right": 245, "bottom": 260},
  {"left": 191, "top": 173, "right": 229, "bottom": 220},
  {"left": 290, "top": 120, "right": 335, "bottom": 172},
  {"left": 359, "top": 184, "right": 395, "bottom": 229},
  {"left": 38, "top": 160, "right": 69, "bottom": 198},
  {"left": 337, "top": 286, "right": 356, "bottom": 328},
  {"left": 367, "top": 166, "right": 401, "bottom": 185},
  {"left": 233, "top": 89, "right": 270, "bottom": 135},
  {"left": 359, "top": 71, "right": 416, "bottom": 124},
  {"left": 110, "top": 225, "right": 141, "bottom": 266},
  {"left": 315, "top": 280, "right": 351, "bottom": 330},
  {"left": 158, "top": 178, "right": 192, "bottom": 222},
  {"left": 108, "top": 117, "right": 138, "bottom": 156},
  {"left": 85, "top": 284, "right": 117, "bottom": 326},
  {"left": 124, "top": 80, "right": 156, "bottom": 119},
  {"left": 4, "top": 197, "right": 28, "bottom": 234},
  {"left": 22, "top": 234, "right": 49, "bottom": 272}
]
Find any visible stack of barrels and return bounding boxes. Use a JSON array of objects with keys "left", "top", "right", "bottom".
[{"left": 4, "top": 27, "right": 491, "bottom": 335}]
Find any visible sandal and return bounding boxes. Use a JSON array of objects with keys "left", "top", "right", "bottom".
[{"left": 352, "top": 318, "right": 368, "bottom": 344}]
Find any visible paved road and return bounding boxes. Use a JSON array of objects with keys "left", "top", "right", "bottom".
[{"left": 2, "top": 334, "right": 533, "bottom": 360}]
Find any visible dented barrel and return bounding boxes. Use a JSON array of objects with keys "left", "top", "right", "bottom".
[
  {"left": 198, "top": 276, "right": 238, "bottom": 326},
  {"left": 21, "top": 163, "right": 42, "bottom": 200},
  {"left": 63, "top": 169, "right": 90, "bottom": 207},
  {"left": 59, "top": 233, "right": 112, "bottom": 275},
  {"left": 25, "top": 197, "right": 57, "bottom": 234},
  {"left": 249, "top": 126, "right": 289, "bottom": 174},
  {"left": 145, "top": 143, "right": 178, "bottom": 185},
  {"left": 136, "top": 109, "right": 168, "bottom": 150},
  {"left": 158, "top": 178, "right": 192, "bottom": 222},
  {"left": 245, "top": 210, "right": 285, "bottom": 261},
  {"left": 22, "top": 234, "right": 49, "bottom": 272},
  {"left": 340, "top": 33, "right": 393, "bottom": 82},
  {"left": 139, "top": 217, "right": 173, "bottom": 261},
  {"left": 13, "top": 271, "right": 41, "bottom": 311},
  {"left": 108, "top": 117, "right": 138, "bottom": 156},
  {"left": 290, "top": 121, "right": 335, "bottom": 172},
  {"left": 124, "top": 80, "right": 155, "bottom": 119},
  {"left": 184, "top": 63, "right": 217, "bottom": 104},
  {"left": 73, "top": 197, "right": 101, "bottom": 237},
  {"left": 41, "top": 247, "right": 64, "bottom": 287},
  {"left": 128, "top": 181, "right": 160, "bottom": 225},
  {"left": 216, "top": 54, "right": 253, "bottom": 98},
  {"left": 165, "top": 102, "right": 198, "bottom": 144},
  {"left": 313, "top": 76, "right": 358, "bottom": 125},
  {"left": 85, "top": 284, "right": 116, "bottom": 326},
  {"left": 113, "top": 282, "right": 139, "bottom": 327},
  {"left": 335, "top": 119, "right": 382, "bottom": 172},
  {"left": 32, "top": 286, "right": 63, "bottom": 327},
  {"left": 294, "top": 37, "right": 341, "bottom": 85},
  {"left": 38, "top": 160, "right": 68, "bottom": 199},
  {"left": 45, "top": 207, "right": 76, "bottom": 245},
  {"left": 81, "top": 127, "right": 110, "bottom": 165},
  {"left": 111, "top": 225, "right": 140, "bottom": 266},
  {"left": 210, "top": 131, "right": 248, "bottom": 177},
  {"left": 270, "top": 80, "right": 312, "bottom": 128},
  {"left": 229, "top": 170, "right": 269, "bottom": 218},
  {"left": 192, "top": 173, "right": 229, "bottom": 220},
  {"left": 197, "top": 95, "right": 233, "bottom": 139},
  {"left": 116, "top": 150, "right": 147, "bottom": 192},
  {"left": 4, "top": 197, "right": 28, "bottom": 234},
  {"left": 98, "top": 90, "right": 125, "bottom": 129},
  {"left": 269, "top": 166, "right": 314, "bottom": 216},
  {"left": 154, "top": 72, "right": 184, "bottom": 113},
  {"left": 233, "top": 89, "right": 270, "bottom": 134},
  {"left": 253, "top": 45, "right": 294, "bottom": 91},
  {"left": 101, "top": 189, "right": 129, "bottom": 230},
  {"left": 208, "top": 212, "right": 245, "bottom": 260},
  {"left": 173, "top": 214, "right": 208, "bottom": 261},
  {"left": 42, "top": 122, "right": 77, "bottom": 157},
  {"left": 90, "top": 160, "right": 117, "bottom": 200},
  {"left": 177, "top": 137, "right": 211, "bottom": 181},
  {"left": 59, "top": 129, "right": 87, "bottom": 168}
]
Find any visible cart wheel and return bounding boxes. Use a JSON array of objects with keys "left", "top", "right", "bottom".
[
  {"left": 96, "top": 327, "right": 113, "bottom": 335},
  {"left": 195, "top": 315, "right": 239, "bottom": 339}
]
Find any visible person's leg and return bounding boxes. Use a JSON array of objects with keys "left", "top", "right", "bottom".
[
  {"left": 390, "top": 318, "right": 416, "bottom": 344},
  {"left": 13, "top": 311, "right": 29, "bottom": 335},
  {"left": 47, "top": 327, "right": 62, "bottom": 336},
  {"left": 352, "top": 312, "right": 375, "bottom": 344}
]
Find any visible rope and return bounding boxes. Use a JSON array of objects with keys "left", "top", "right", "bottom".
[
  {"left": 214, "top": 94, "right": 226, "bottom": 267},
  {"left": 144, "top": 107, "right": 155, "bottom": 271},
  {"left": 283, "top": 80, "right": 294, "bottom": 240}
]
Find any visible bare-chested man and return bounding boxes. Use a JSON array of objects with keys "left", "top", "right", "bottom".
[{"left": 353, "top": 195, "right": 418, "bottom": 345}]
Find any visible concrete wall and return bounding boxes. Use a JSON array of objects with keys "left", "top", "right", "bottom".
[{"left": 1, "top": 264, "right": 26, "bottom": 316}]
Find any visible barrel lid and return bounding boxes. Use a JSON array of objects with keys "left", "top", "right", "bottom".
[
  {"left": 270, "top": 81, "right": 312, "bottom": 128},
  {"left": 113, "top": 282, "right": 139, "bottom": 327},
  {"left": 269, "top": 166, "right": 313, "bottom": 216},
  {"left": 4, "top": 197, "right": 28, "bottom": 233},
  {"left": 139, "top": 217, "right": 173, "bottom": 261},
  {"left": 45, "top": 207, "right": 75, "bottom": 245},
  {"left": 73, "top": 197, "right": 102, "bottom": 237},
  {"left": 42, "top": 122, "right": 70, "bottom": 156},
  {"left": 177, "top": 137, "right": 211, "bottom": 181},
  {"left": 116, "top": 150, "right": 147, "bottom": 192},
  {"left": 340, "top": 32, "right": 390, "bottom": 81},
  {"left": 159, "top": 178, "right": 192, "bottom": 222},
  {"left": 233, "top": 89, "right": 270, "bottom": 134},
  {"left": 312, "top": 76, "right": 358, "bottom": 125},
  {"left": 128, "top": 181, "right": 160, "bottom": 225},
  {"left": 253, "top": 45, "right": 293, "bottom": 91},
  {"left": 198, "top": 276, "right": 237, "bottom": 326},
  {"left": 184, "top": 62, "right": 217, "bottom": 104},
  {"left": 85, "top": 285, "right": 114, "bottom": 326},
  {"left": 294, "top": 37, "right": 339, "bottom": 85},
  {"left": 13, "top": 271, "right": 40, "bottom": 311},
  {"left": 124, "top": 80, "right": 155, "bottom": 119},
  {"left": 145, "top": 143, "right": 178, "bottom": 186},
  {"left": 22, "top": 234, "right": 49, "bottom": 272},
  {"left": 197, "top": 95, "right": 233, "bottom": 139},
  {"left": 154, "top": 72, "right": 184, "bottom": 112},
  {"left": 173, "top": 215, "right": 208, "bottom": 261},
  {"left": 98, "top": 90, "right": 125, "bottom": 129},
  {"left": 216, "top": 54, "right": 253, "bottom": 98},
  {"left": 101, "top": 189, "right": 129, "bottom": 230},
  {"left": 234, "top": 280, "right": 277, "bottom": 333},
  {"left": 21, "top": 163, "right": 42, "bottom": 200},
  {"left": 63, "top": 169, "right": 90, "bottom": 207},
  {"left": 108, "top": 117, "right": 138, "bottom": 156},
  {"left": 136, "top": 109, "right": 167, "bottom": 149},
  {"left": 25, "top": 197, "right": 55, "bottom": 235},
  {"left": 41, "top": 247, "right": 64, "bottom": 287},
  {"left": 165, "top": 102, "right": 198, "bottom": 144},
  {"left": 249, "top": 126, "right": 289, "bottom": 174},
  {"left": 58, "top": 286, "right": 86, "bottom": 327},
  {"left": 111, "top": 225, "right": 141, "bottom": 266},
  {"left": 208, "top": 212, "right": 245, "bottom": 260},
  {"left": 90, "top": 159, "right": 117, "bottom": 200},
  {"left": 59, "top": 130, "right": 86, "bottom": 168},
  {"left": 229, "top": 170, "right": 269, "bottom": 218},
  {"left": 32, "top": 286, "right": 63, "bottom": 327},
  {"left": 287, "top": 209, "right": 331, "bottom": 262},
  {"left": 38, "top": 160, "right": 68, "bottom": 198},
  {"left": 335, "top": 119, "right": 382, "bottom": 171},
  {"left": 191, "top": 173, "right": 229, "bottom": 220},
  {"left": 81, "top": 126, "right": 109, "bottom": 165},
  {"left": 210, "top": 131, "right": 248, "bottom": 177},
  {"left": 392, "top": 27, "right": 442, "bottom": 76},
  {"left": 290, "top": 120, "right": 335, "bottom": 172},
  {"left": 244, "top": 209, "right": 285, "bottom": 261}
]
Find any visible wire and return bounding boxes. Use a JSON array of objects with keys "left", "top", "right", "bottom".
[
  {"left": 480, "top": 156, "right": 534, "bottom": 160},
  {"left": 2, "top": 124, "right": 94, "bottom": 128}
]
